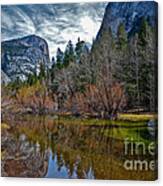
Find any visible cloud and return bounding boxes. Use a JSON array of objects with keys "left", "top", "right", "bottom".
[{"left": 1, "top": 3, "right": 107, "bottom": 58}]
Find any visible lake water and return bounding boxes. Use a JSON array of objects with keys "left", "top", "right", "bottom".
[{"left": 1, "top": 115, "right": 157, "bottom": 180}]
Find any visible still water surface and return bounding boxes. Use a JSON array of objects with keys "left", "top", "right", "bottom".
[{"left": 2, "top": 115, "right": 156, "bottom": 180}]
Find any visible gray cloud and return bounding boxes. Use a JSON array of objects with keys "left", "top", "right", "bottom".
[{"left": 1, "top": 3, "right": 107, "bottom": 58}]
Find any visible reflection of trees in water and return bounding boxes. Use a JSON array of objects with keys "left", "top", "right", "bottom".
[{"left": 12, "top": 116, "right": 154, "bottom": 179}]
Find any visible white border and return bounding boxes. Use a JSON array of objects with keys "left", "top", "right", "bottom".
[{"left": 0, "top": 0, "right": 162, "bottom": 186}]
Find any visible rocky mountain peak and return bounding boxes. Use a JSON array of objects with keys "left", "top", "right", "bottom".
[
  {"left": 1, "top": 35, "right": 50, "bottom": 81},
  {"left": 97, "top": 1, "right": 158, "bottom": 38}
]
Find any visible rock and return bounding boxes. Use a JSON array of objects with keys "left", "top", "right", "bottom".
[
  {"left": 1, "top": 70, "right": 11, "bottom": 85},
  {"left": 1, "top": 35, "right": 50, "bottom": 81},
  {"left": 97, "top": 1, "right": 158, "bottom": 38}
]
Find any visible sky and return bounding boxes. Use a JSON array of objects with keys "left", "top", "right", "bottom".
[{"left": 1, "top": 3, "right": 107, "bottom": 58}]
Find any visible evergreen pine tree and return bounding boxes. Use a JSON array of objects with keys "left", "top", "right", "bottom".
[
  {"left": 137, "top": 19, "right": 157, "bottom": 111},
  {"left": 63, "top": 40, "right": 75, "bottom": 67},
  {"left": 75, "top": 37, "right": 85, "bottom": 63},
  {"left": 56, "top": 48, "right": 64, "bottom": 69},
  {"left": 116, "top": 23, "right": 128, "bottom": 50}
]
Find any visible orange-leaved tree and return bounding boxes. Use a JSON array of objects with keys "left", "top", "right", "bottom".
[
  {"left": 16, "top": 81, "right": 54, "bottom": 114},
  {"left": 74, "top": 82, "right": 126, "bottom": 119}
]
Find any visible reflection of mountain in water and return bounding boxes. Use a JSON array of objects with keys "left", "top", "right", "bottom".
[
  {"left": 1, "top": 130, "right": 48, "bottom": 177},
  {"left": 2, "top": 115, "right": 156, "bottom": 180}
]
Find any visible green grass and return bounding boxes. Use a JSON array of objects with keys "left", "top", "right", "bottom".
[
  {"left": 10, "top": 114, "right": 156, "bottom": 146},
  {"left": 118, "top": 113, "right": 157, "bottom": 122},
  {"left": 20, "top": 114, "right": 151, "bottom": 128},
  {"left": 47, "top": 115, "right": 147, "bottom": 128}
]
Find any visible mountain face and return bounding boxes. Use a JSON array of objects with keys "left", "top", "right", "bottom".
[
  {"left": 1, "top": 70, "right": 11, "bottom": 85},
  {"left": 97, "top": 1, "right": 158, "bottom": 38},
  {"left": 1, "top": 35, "right": 50, "bottom": 81}
]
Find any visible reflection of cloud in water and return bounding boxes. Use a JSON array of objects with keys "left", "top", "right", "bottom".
[
  {"left": 2, "top": 115, "right": 155, "bottom": 179},
  {"left": 45, "top": 151, "right": 95, "bottom": 179}
]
